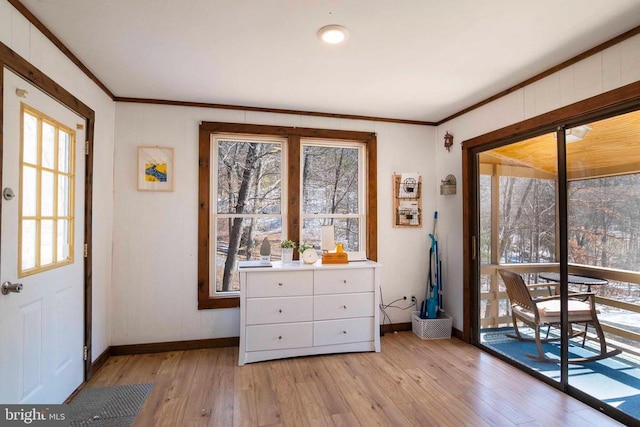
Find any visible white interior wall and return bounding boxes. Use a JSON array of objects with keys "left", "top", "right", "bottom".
[
  {"left": 1, "top": 0, "right": 115, "bottom": 361},
  {"left": 111, "top": 104, "right": 435, "bottom": 344},
  {"left": 436, "top": 33, "right": 640, "bottom": 331}
]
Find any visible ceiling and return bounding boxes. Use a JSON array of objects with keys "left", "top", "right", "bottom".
[{"left": 19, "top": 0, "right": 640, "bottom": 123}]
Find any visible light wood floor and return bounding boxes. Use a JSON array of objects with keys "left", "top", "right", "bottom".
[{"left": 86, "top": 332, "right": 623, "bottom": 426}]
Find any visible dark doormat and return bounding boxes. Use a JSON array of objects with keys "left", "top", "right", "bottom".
[{"left": 67, "top": 383, "right": 153, "bottom": 427}]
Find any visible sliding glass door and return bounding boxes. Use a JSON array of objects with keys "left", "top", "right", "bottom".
[
  {"left": 476, "top": 130, "right": 560, "bottom": 388},
  {"left": 565, "top": 111, "right": 640, "bottom": 418},
  {"left": 473, "top": 107, "right": 640, "bottom": 424}
]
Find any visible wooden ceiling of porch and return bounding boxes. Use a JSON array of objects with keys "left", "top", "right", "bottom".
[{"left": 479, "top": 109, "right": 640, "bottom": 180}]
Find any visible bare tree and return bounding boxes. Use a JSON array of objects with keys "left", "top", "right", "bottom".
[
  {"left": 302, "top": 146, "right": 359, "bottom": 249},
  {"left": 217, "top": 141, "right": 282, "bottom": 291},
  {"left": 221, "top": 142, "right": 258, "bottom": 291}
]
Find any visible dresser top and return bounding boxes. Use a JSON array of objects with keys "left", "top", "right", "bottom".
[{"left": 238, "top": 260, "right": 381, "bottom": 272}]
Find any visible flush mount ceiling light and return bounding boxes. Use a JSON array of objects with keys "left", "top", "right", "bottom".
[
  {"left": 317, "top": 25, "right": 350, "bottom": 44},
  {"left": 565, "top": 125, "right": 592, "bottom": 143}
]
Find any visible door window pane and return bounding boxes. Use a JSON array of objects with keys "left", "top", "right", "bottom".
[
  {"left": 565, "top": 111, "right": 640, "bottom": 421},
  {"left": 21, "top": 220, "right": 37, "bottom": 270},
  {"left": 57, "top": 220, "right": 69, "bottom": 262},
  {"left": 42, "top": 122, "right": 55, "bottom": 169},
  {"left": 479, "top": 174, "right": 492, "bottom": 264},
  {"left": 23, "top": 113, "right": 38, "bottom": 165},
  {"left": 41, "top": 220, "right": 54, "bottom": 265},
  {"left": 19, "top": 105, "right": 75, "bottom": 276},
  {"left": 41, "top": 171, "right": 55, "bottom": 217},
  {"left": 477, "top": 131, "right": 559, "bottom": 389},
  {"left": 58, "top": 176, "right": 69, "bottom": 216},
  {"left": 58, "top": 131, "right": 70, "bottom": 173},
  {"left": 22, "top": 166, "right": 37, "bottom": 217}
]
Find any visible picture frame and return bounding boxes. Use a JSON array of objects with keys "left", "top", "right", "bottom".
[{"left": 137, "top": 146, "right": 174, "bottom": 191}]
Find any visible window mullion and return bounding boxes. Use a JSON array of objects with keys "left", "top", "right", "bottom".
[{"left": 287, "top": 134, "right": 300, "bottom": 246}]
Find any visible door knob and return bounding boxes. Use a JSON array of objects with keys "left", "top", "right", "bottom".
[{"left": 1, "top": 281, "right": 23, "bottom": 295}]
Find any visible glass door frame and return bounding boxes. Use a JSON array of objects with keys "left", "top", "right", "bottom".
[{"left": 461, "top": 81, "right": 640, "bottom": 426}]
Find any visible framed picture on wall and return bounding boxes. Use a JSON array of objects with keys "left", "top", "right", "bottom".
[{"left": 137, "top": 146, "right": 174, "bottom": 191}]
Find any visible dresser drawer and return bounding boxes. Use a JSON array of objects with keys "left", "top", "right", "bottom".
[
  {"left": 314, "top": 269, "right": 374, "bottom": 294},
  {"left": 314, "top": 293, "right": 374, "bottom": 320},
  {"left": 314, "top": 318, "right": 374, "bottom": 347},
  {"left": 246, "top": 296, "right": 313, "bottom": 325},
  {"left": 246, "top": 323, "right": 313, "bottom": 351},
  {"left": 246, "top": 271, "right": 313, "bottom": 297}
]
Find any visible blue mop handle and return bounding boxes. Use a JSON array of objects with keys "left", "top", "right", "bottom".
[{"left": 432, "top": 211, "right": 438, "bottom": 233}]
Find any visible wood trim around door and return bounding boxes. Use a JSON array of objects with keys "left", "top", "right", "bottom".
[
  {"left": 461, "top": 79, "right": 640, "bottom": 342},
  {"left": 0, "top": 41, "right": 96, "bottom": 380}
]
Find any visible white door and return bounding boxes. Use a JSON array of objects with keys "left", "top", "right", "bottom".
[{"left": 0, "top": 69, "right": 85, "bottom": 403}]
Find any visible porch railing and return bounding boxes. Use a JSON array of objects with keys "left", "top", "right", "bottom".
[{"left": 481, "top": 263, "right": 640, "bottom": 353}]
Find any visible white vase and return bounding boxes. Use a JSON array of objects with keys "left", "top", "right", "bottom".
[{"left": 282, "top": 248, "right": 293, "bottom": 263}]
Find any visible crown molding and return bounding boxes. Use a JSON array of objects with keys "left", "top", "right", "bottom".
[{"left": 114, "top": 97, "right": 435, "bottom": 126}]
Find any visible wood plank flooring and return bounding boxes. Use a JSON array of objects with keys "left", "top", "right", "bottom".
[{"left": 85, "top": 332, "right": 623, "bottom": 426}]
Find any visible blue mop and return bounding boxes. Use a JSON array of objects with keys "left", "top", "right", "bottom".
[{"left": 421, "top": 212, "right": 439, "bottom": 319}]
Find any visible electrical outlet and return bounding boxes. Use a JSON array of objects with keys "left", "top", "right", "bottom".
[{"left": 411, "top": 295, "right": 417, "bottom": 302}]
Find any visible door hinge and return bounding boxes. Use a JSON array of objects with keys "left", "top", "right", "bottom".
[
  {"left": 84, "top": 243, "right": 88, "bottom": 258},
  {"left": 83, "top": 346, "right": 88, "bottom": 361},
  {"left": 85, "top": 141, "right": 89, "bottom": 155}
]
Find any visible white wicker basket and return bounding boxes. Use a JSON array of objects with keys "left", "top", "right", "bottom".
[{"left": 411, "top": 311, "right": 453, "bottom": 340}]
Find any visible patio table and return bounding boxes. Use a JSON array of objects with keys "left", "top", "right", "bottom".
[{"left": 538, "top": 272, "right": 608, "bottom": 292}]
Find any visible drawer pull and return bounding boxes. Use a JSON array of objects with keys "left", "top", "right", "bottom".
[
  {"left": 342, "top": 330, "right": 347, "bottom": 334},
  {"left": 278, "top": 282, "right": 283, "bottom": 286},
  {"left": 343, "top": 305, "right": 347, "bottom": 309},
  {"left": 278, "top": 336, "right": 282, "bottom": 340},
  {"left": 278, "top": 309, "right": 283, "bottom": 313},
  {"left": 343, "top": 280, "right": 347, "bottom": 284}
]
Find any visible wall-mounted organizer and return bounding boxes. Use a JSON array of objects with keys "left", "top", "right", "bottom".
[{"left": 393, "top": 173, "right": 422, "bottom": 227}]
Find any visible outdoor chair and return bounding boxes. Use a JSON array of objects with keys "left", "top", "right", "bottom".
[{"left": 498, "top": 269, "right": 621, "bottom": 363}]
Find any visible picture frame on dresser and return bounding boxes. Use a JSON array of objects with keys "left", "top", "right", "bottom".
[{"left": 237, "top": 261, "right": 382, "bottom": 366}]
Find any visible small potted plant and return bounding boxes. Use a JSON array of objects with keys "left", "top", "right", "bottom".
[{"left": 280, "top": 239, "right": 296, "bottom": 263}]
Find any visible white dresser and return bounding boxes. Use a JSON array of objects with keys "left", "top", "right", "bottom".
[{"left": 238, "top": 260, "right": 382, "bottom": 365}]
